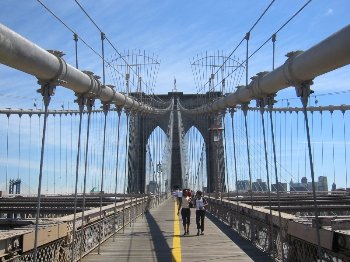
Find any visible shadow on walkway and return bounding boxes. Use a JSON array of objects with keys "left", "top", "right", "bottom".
[
  {"left": 144, "top": 211, "right": 176, "bottom": 262},
  {"left": 206, "top": 212, "right": 274, "bottom": 262}
]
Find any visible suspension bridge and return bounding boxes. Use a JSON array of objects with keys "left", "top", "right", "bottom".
[{"left": 1, "top": 1, "right": 350, "bottom": 261}]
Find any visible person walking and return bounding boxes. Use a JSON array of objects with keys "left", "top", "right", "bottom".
[
  {"left": 177, "top": 189, "right": 192, "bottom": 235},
  {"left": 172, "top": 190, "right": 177, "bottom": 201},
  {"left": 177, "top": 188, "right": 183, "bottom": 205},
  {"left": 195, "top": 190, "right": 208, "bottom": 236}
]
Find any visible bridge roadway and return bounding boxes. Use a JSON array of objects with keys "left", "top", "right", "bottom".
[{"left": 83, "top": 197, "right": 272, "bottom": 262}]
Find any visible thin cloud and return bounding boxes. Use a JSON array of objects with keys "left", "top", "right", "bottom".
[{"left": 325, "top": 8, "right": 334, "bottom": 16}]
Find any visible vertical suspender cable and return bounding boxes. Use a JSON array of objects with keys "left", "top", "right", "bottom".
[
  {"left": 33, "top": 84, "right": 54, "bottom": 262},
  {"left": 242, "top": 105, "right": 253, "bottom": 211},
  {"left": 272, "top": 34, "right": 276, "bottom": 71},
  {"left": 268, "top": 102, "right": 285, "bottom": 260},
  {"left": 97, "top": 105, "right": 109, "bottom": 254},
  {"left": 311, "top": 109, "right": 315, "bottom": 175},
  {"left": 79, "top": 99, "right": 94, "bottom": 261},
  {"left": 158, "top": 127, "right": 161, "bottom": 198},
  {"left": 6, "top": 115, "right": 10, "bottom": 194},
  {"left": 297, "top": 112, "right": 300, "bottom": 182},
  {"left": 46, "top": 131, "right": 49, "bottom": 194},
  {"left": 279, "top": 111, "right": 282, "bottom": 182},
  {"left": 243, "top": 30, "right": 254, "bottom": 210},
  {"left": 123, "top": 111, "right": 130, "bottom": 232},
  {"left": 190, "top": 128, "right": 194, "bottom": 190},
  {"left": 65, "top": 113, "right": 69, "bottom": 192},
  {"left": 320, "top": 112, "right": 324, "bottom": 177},
  {"left": 207, "top": 115, "right": 211, "bottom": 196},
  {"left": 70, "top": 111, "right": 73, "bottom": 193},
  {"left": 245, "top": 32, "right": 250, "bottom": 87},
  {"left": 53, "top": 115, "right": 56, "bottom": 193},
  {"left": 284, "top": 109, "right": 287, "bottom": 185},
  {"left": 74, "top": 33, "right": 79, "bottom": 69},
  {"left": 17, "top": 115, "right": 21, "bottom": 180},
  {"left": 259, "top": 105, "right": 275, "bottom": 257},
  {"left": 222, "top": 113, "right": 230, "bottom": 199},
  {"left": 29, "top": 115, "right": 32, "bottom": 194},
  {"left": 242, "top": 105, "right": 256, "bottom": 243},
  {"left": 300, "top": 89, "right": 322, "bottom": 260},
  {"left": 330, "top": 111, "right": 336, "bottom": 185},
  {"left": 97, "top": 31, "right": 107, "bottom": 254},
  {"left": 270, "top": 36, "right": 280, "bottom": 253},
  {"left": 71, "top": 97, "right": 85, "bottom": 261},
  {"left": 70, "top": 31, "right": 81, "bottom": 260},
  {"left": 91, "top": 112, "right": 96, "bottom": 189},
  {"left": 112, "top": 109, "right": 122, "bottom": 241},
  {"left": 304, "top": 113, "right": 307, "bottom": 183},
  {"left": 230, "top": 110, "right": 240, "bottom": 234},
  {"left": 290, "top": 111, "right": 293, "bottom": 184},
  {"left": 60, "top": 113, "right": 62, "bottom": 183},
  {"left": 342, "top": 111, "right": 348, "bottom": 189}
]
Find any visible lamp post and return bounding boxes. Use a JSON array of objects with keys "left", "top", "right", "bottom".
[{"left": 157, "top": 162, "right": 162, "bottom": 198}]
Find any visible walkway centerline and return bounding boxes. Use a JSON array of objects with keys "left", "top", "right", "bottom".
[{"left": 172, "top": 200, "right": 182, "bottom": 262}]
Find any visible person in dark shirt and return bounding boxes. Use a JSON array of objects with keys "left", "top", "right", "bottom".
[{"left": 195, "top": 190, "right": 208, "bottom": 236}]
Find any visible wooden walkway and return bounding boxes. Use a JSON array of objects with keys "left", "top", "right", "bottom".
[{"left": 83, "top": 198, "right": 273, "bottom": 262}]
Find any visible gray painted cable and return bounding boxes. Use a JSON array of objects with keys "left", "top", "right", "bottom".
[
  {"left": 97, "top": 108, "right": 109, "bottom": 254},
  {"left": 33, "top": 88, "right": 51, "bottom": 262},
  {"left": 79, "top": 103, "right": 93, "bottom": 261},
  {"left": 268, "top": 106, "right": 285, "bottom": 260}
]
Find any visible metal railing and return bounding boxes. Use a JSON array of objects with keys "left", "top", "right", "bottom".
[
  {"left": 2, "top": 194, "right": 163, "bottom": 262},
  {"left": 207, "top": 197, "right": 350, "bottom": 262}
]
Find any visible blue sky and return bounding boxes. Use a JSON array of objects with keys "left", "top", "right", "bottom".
[
  {"left": 1, "top": 0, "right": 350, "bottom": 105},
  {"left": 0, "top": 0, "right": 350, "bottom": 194}
]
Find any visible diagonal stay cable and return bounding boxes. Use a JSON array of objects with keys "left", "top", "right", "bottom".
[
  {"left": 37, "top": 0, "right": 102, "bottom": 60},
  {"left": 209, "top": 0, "right": 313, "bottom": 92},
  {"left": 36, "top": 0, "right": 142, "bottom": 88},
  {"left": 198, "top": 0, "right": 276, "bottom": 92},
  {"left": 74, "top": 0, "right": 158, "bottom": 92},
  {"left": 248, "top": 0, "right": 313, "bottom": 60}
]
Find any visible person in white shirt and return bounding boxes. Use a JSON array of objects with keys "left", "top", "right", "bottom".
[
  {"left": 177, "top": 189, "right": 191, "bottom": 235},
  {"left": 172, "top": 190, "right": 177, "bottom": 200},
  {"left": 195, "top": 190, "right": 208, "bottom": 236},
  {"left": 177, "top": 188, "right": 183, "bottom": 205}
]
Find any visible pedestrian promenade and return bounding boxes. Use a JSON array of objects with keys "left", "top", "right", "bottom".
[{"left": 83, "top": 197, "right": 273, "bottom": 262}]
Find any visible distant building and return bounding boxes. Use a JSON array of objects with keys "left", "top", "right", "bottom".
[
  {"left": 290, "top": 177, "right": 308, "bottom": 192},
  {"left": 301, "top": 177, "right": 308, "bottom": 184},
  {"left": 236, "top": 180, "right": 250, "bottom": 191},
  {"left": 332, "top": 182, "right": 336, "bottom": 191},
  {"left": 252, "top": 179, "right": 267, "bottom": 192},
  {"left": 317, "top": 176, "right": 328, "bottom": 191},
  {"left": 271, "top": 182, "right": 287, "bottom": 192},
  {"left": 290, "top": 176, "right": 328, "bottom": 192}
]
